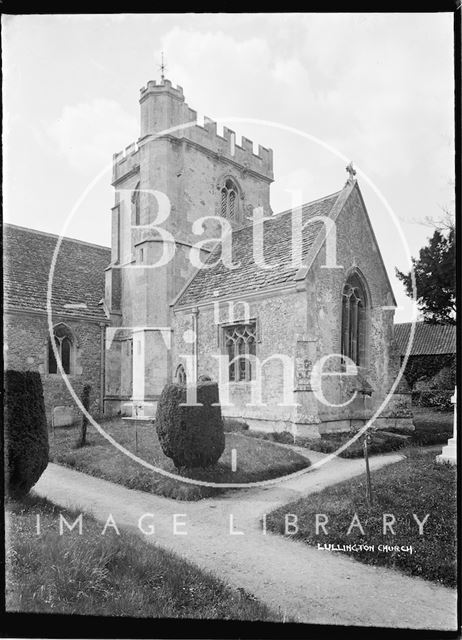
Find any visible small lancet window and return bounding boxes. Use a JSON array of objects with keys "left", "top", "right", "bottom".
[
  {"left": 132, "top": 182, "right": 141, "bottom": 226},
  {"left": 176, "top": 364, "right": 187, "bottom": 384},
  {"left": 48, "top": 324, "right": 75, "bottom": 374}
]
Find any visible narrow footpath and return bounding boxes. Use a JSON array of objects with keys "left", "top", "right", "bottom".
[{"left": 31, "top": 453, "right": 457, "bottom": 630}]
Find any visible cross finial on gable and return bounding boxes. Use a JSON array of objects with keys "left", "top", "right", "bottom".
[{"left": 345, "top": 161, "right": 357, "bottom": 185}]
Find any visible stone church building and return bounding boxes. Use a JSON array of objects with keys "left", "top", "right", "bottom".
[
  {"left": 103, "top": 76, "right": 413, "bottom": 437},
  {"left": 5, "top": 76, "right": 413, "bottom": 436},
  {"left": 4, "top": 225, "right": 110, "bottom": 424}
]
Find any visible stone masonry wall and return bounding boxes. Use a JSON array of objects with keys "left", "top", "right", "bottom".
[
  {"left": 173, "top": 289, "right": 307, "bottom": 427},
  {"left": 4, "top": 312, "right": 104, "bottom": 424},
  {"left": 306, "top": 185, "right": 406, "bottom": 428}
]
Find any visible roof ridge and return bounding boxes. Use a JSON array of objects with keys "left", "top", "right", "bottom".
[
  {"left": 212, "top": 189, "right": 342, "bottom": 245},
  {"left": 395, "top": 321, "right": 456, "bottom": 328},
  {"left": 4, "top": 223, "right": 110, "bottom": 252},
  {"left": 274, "top": 189, "right": 343, "bottom": 218},
  {"left": 175, "top": 188, "right": 344, "bottom": 308}
]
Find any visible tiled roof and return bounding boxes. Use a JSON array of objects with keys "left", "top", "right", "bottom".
[
  {"left": 394, "top": 322, "right": 456, "bottom": 356},
  {"left": 4, "top": 224, "right": 111, "bottom": 321},
  {"left": 175, "top": 191, "right": 341, "bottom": 307}
]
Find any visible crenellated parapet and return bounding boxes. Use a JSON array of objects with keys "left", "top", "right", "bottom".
[
  {"left": 112, "top": 78, "right": 274, "bottom": 184},
  {"left": 139, "top": 78, "right": 185, "bottom": 102},
  {"left": 178, "top": 120, "right": 273, "bottom": 181},
  {"left": 112, "top": 142, "right": 140, "bottom": 185},
  {"left": 136, "top": 78, "right": 274, "bottom": 181}
]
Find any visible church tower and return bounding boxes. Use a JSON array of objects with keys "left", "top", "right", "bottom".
[{"left": 104, "top": 76, "right": 274, "bottom": 416}]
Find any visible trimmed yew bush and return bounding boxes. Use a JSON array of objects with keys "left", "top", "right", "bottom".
[
  {"left": 155, "top": 381, "right": 225, "bottom": 469},
  {"left": 4, "top": 370, "right": 49, "bottom": 498}
]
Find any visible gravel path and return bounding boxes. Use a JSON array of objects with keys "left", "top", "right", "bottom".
[{"left": 31, "top": 454, "right": 457, "bottom": 630}]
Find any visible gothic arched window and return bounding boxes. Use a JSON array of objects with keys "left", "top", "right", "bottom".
[
  {"left": 220, "top": 178, "right": 238, "bottom": 220},
  {"left": 176, "top": 364, "right": 187, "bottom": 384},
  {"left": 48, "top": 324, "right": 75, "bottom": 374},
  {"left": 341, "top": 273, "right": 368, "bottom": 367}
]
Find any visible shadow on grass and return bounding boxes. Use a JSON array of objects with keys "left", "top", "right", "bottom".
[
  {"left": 5, "top": 494, "right": 281, "bottom": 620},
  {"left": 49, "top": 419, "right": 309, "bottom": 501}
]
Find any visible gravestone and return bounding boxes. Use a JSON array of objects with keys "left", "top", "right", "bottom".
[{"left": 52, "top": 405, "right": 75, "bottom": 427}]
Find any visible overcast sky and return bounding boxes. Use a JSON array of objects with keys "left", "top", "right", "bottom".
[{"left": 3, "top": 13, "right": 454, "bottom": 322}]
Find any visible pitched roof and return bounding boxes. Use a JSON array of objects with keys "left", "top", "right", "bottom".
[
  {"left": 4, "top": 224, "right": 111, "bottom": 321},
  {"left": 175, "top": 191, "right": 341, "bottom": 307},
  {"left": 394, "top": 322, "right": 456, "bottom": 356}
]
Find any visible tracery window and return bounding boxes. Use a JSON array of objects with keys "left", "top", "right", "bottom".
[
  {"left": 48, "top": 324, "right": 75, "bottom": 374},
  {"left": 341, "top": 273, "right": 368, "bottom": 367},
  {"left": 220, "top": 178, "right": 238, "bottom": 220},
  {"left": 224, "top": 322, "right": 256, "bottom": 381}
]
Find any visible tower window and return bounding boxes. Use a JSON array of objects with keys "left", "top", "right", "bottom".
[
  {"left": 132, "top": 182, "right": 141, "bottom": 226},
  {"left": 220, "top": 178, "right": 239, "bottom": 220}
]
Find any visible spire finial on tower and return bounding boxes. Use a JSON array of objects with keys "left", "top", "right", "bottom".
[{"left": 158, "top": 51, "right": 167, "bottom": 83}]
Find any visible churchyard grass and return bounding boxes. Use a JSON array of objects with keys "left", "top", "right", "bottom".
[
  {"left": 49, "top": 418, "right": 309, "bottom": 500},
  {"left": 239, "top": 407, "right": 454, "bottom": 457},
  {"left": 5, "top": 494, "right": 280, "bottom": 620},
  {"left": 410, "top": 406, "right": 454, "bottom": 444},
  {"left": 412, "top": 406, "right": 453, "bottom": 430},
  {"left": 266, "top": 450, "right": 456, "bottom": 587}
]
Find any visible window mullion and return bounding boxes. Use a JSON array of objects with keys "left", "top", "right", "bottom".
[
  {"left": 244, "top": 340, "right": 249, "bottom": 381},
  {"left": 352, "top": 299, "right": 359, "bottom": 365},
  {"left": 344, "top": 295, "right": 350, "bottom": 359}
]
